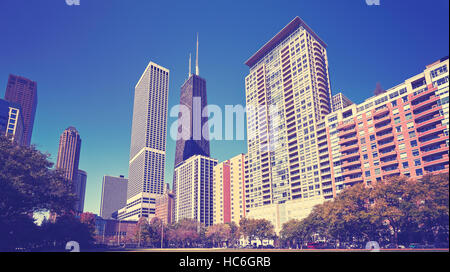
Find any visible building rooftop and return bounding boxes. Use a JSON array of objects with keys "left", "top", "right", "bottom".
[{"left": 245, "top": 16, "right": 327, "bottom": 68}]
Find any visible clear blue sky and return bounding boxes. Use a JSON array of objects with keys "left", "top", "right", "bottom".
[{"left": 0, "top": 0, "right": 448, "bottom": 215}]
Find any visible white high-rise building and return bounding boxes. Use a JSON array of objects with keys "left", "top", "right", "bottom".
[
  {"left": 173, "top": 155, "right": 217, "bottom": 227},
  {"left": 119, "top": 61, "right": 169, "bottom": 221},
  {"left": 244, "top": 17, "right": 332, "bottom": 216}
]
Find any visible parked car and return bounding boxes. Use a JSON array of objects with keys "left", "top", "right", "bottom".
[{"left": 307, "top": 242, "right": 319, "bottom": 249}]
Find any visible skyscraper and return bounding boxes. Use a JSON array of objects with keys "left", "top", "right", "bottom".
[
  {"left": 172, "top": 35, "right": 216, "bottom": 226},
  {"left": 56, "top": 127, "right": 82, "bottom": 182},
  {"left": 4, "top": 74, "right": 37, "bottom": 146},
  {"left": 119, "top": 61, "right": 169, "bottom": 221},
  {"left": 100, "top": 175, "right": 128, "bottom": 219},
  {"left": 174, "top": 35, "right": 210, "bottom": 167},
  {"left": 0, "top": 98, "right": 24, "bottom": 145},
  {"left": 244, "top": 17, "right": 332, "bottom": 215}
]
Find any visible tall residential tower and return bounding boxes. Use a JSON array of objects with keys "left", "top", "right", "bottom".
[{"left": 244, "top": 17, "right": 332, "bottom": 216}]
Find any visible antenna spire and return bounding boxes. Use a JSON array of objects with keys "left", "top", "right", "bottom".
[
  {"left": 195, "top": 33, "right": 199, "bottom": 76},
  {"left": 189, "top": 53, "right": 192, "bottom": 77}
]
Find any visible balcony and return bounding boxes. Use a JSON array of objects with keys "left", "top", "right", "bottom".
[
  {"left": 418, "top": 123, "right": 446, "bottom": 138},
  {"left": 411, "top": 86, "right": 435, "bottom": 101},
  {"left": 379, "top": 150, "right": 397, "bottom": 159},
  {"left": 344, "top": 175, "right": 364, "bottom": 184},
  {"left": 423, "top": 155, "right": 449, "bottom": 167},
  {"left": 416, "top": 115, "right": 445, "bottom": 130},
  {"left": 414, "top": 105, "right": 441, "bottom": 120},
  {"left": 341, "top": 152, "right": 360, "bottom": 161},
  {"left": 376, "top": 131, "right": 394, "bottom": 141},
  {"left": 373, "top": 107, "right": 389, "bottom": 118},
  {"left": 340, "top": 143, "right": 359, "bottom": 154},
  {"left": 342, "top": 168, "right": 363, "bottom": 176},
  {"left": 381, "top": 159, "right": 399, "bottom": 168},
  {"left": 339, "top": 137, "right": 358, "bottom": 146},
  {"left": 338, "top": 120, "right": 356, "bottom": 130},
  {"left": 382, "top": 167, "right": 401, "bottom": 176},
  {"left": 374, "top": 114, "right": 391, "bottom": 126},
  {"left": 342, "top": 160, "right": 361, "bottom": 168},
  {"left": 339, "top": 129, "right": 357, "bottom": 139},
  {"left": 421, "top": 144, "right": 449, "bottom": 157},
  {"left": 412, "top": 95, "right": 440, "bottom": 111}
]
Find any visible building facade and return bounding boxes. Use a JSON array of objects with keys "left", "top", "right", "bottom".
[
  {"left": 4, "top": 74, "right": 37, "bottom": 146},
  {"left": 155, "top": 187, "right": 175, "bottom": 225},
  {"left": 213, "top": 153, "right": 246, "bottom": 225},
  {"left": 243, "top": 16, "right": 449, "bottom": 231},
  {"left": 173, "top": 155, "right": 217, "bottom": 227},
  {"left": 100, "top": 175, "right": 128, "bottom": 219},
  {"left": 244, "top": 17, "right": 332, "bottom": 217},
  {"left": 0, "top": 98, "right": 24, "bottom": 144},
  {"left": 317, "top": 56, "right": 449, "bottom": 199},
  {"left": 120, "top": 61, "right": 169, "bottom": 221},
  {"left": 332, "top": 92, "right": 353, "bottom": 112}
]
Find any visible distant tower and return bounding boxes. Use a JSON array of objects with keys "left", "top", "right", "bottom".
[
  {"left": 4, "top": 74, "right": 37, "bottom": 146},
  {"left": 56, "top": 127, "right": 82, "bottom": 182},
  {"left": 74, "top": 169, "right": 87, "bottom": 214},
  {"left": 374, "top": 82, "right": 385, "bottom": 96}
]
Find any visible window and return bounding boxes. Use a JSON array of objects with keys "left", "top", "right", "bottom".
[
  {"left": 363, "top": 154, "right": 369, "bottom": 160},
  {"left": 360, "top": 138, "right": 366, "bottom": 144},
  {"left": 405, "top": 113, "right": 412, "bottom": 120},
  {"left": 402, "top": 96, "right": 408, "bottom": 102},
  {"left": 372, "top": 152, "right": 378, "bottom": 158},
  {"left": 392, "top": 108, "right": 399, "bottom": 115},
  {"left": 374, "top": 168, "right": 380, "bottom": 175},
  {"left": 407, "top": 122, "right": 414, "bottom": 129},
  {"left": 412, "top": 149, "right": 419, "bottom": 156},
  {"left": 400, "top": 152, "right": 407, "bottom": 159},
  {"left": 365, "top": 171, "right": 371, "bottom": 177},
  {"left": 391, "top": 100, "right": 397, "bottom": 107},
  {"left": 394, "top": 117, "right": 401, "bottom": 124},
  {"left": 409, "top": 131, "right": 416, "bottom": 138},
  {"left": 410, "top": 140, "right": 418, "bottom": 147},
  {"left": 396, "top": 126, "right": 402, "bottom": 133},
  {"left": 399, "top": 143, "right": 406, "bottom": 150},
  {"left": 402, "top": 161, "right": 409, "bottom": 168},
  {"left": 415, "top": 168, "right": 423, "bottom": 176},
  {"left": 403, "top": 104, "right": 411, "bottom": 111},
  {"left": 370, "top": 135, "right": 375, "bottom": 141},
  {"left": 398, "top": 134, "right": 404, "bottom": 141},
  {"left": 414, "top": 159, "right": 421, "bottom": 166}
]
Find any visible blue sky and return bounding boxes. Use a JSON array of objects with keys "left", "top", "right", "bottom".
[{"left": 0, "top": 0, "right": 448, "bottom": 215}]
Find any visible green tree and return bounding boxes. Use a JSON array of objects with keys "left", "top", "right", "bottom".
[{"left": 0, "top": 136, "right": 77, "bottom": 251}]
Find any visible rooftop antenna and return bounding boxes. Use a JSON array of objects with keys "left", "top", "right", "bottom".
[
  {"left": 189, "top": 53, "right": 192, "bottom": 77},
  {"left": 195, "top": 33, "right": 199, "bottom": 76}
]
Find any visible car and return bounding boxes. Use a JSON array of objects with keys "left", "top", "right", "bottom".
[{"left": 307, "top": 242, "right": 319, "bottom": 249}]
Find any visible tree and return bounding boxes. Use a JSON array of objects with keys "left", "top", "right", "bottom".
[
  {"left": 239, "top": 218, "right": 275, "bottom": 246},
  {"left": 80, "top": 212, "right": 96, "bottom": 237},
  {"left": 206, "top": 223, "right": 231, "bottom": 247},
  {"left": 225, "top": 221, "right": 241, "bottom": 248},
  {"left": 0, "top": 136, "right": 77, "bottom": 251}
]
